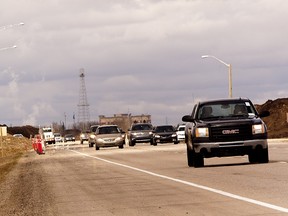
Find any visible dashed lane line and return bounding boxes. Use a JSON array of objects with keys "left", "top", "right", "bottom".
[{"left": 71, "top": 150, "right": 288, "bottom": 214}]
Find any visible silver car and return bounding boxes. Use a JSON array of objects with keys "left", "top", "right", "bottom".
[
  {"left": 94, "top": 125, "right": 125, "bottom": 150},
  {"left": 127, "top": 123, "right": 154, "bottom": 146}
]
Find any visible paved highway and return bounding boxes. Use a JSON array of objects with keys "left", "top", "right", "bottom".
[{"left": 1, "top": 140, "right": 288, "bottom": 215}]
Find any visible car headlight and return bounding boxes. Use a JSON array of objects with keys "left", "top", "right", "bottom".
[
  {"left": 172, "top": 134, "right": 177, "bottom": 137},
  {"left": 115, "top": 137, "right": 122, "bottom": 141},
  {"left": 252, "top": 124, "right": 265, "bottom": 134},
  {"left": 90, "top": 134, "right": 96, "bottom": 139},
  {"left": 195, "top": 128, "right": 209, "bottom": 137},
  {"left": 149, "top": 131, "right": 153, "bottom": 135},
  {"left": 155, "top": 134, "right": 160, "bottom": 138},
  {"left": 96, "top": 138, "right": 104, "bottom": 142}
]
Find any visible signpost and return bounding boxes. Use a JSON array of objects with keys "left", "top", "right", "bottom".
[{"left": 0, "top": 126, "right": 7, "bottom": 157}]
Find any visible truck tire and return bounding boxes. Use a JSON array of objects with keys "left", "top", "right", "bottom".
[
  {"left": 187, "top": 148, "right": 194, "bottom": 167},
  {"left": 259, "top": 148, "right": 269, "bottom": 163},
  {"left": 193, "top": 152, "right": 204, "bottom": 168},
  {"left": 248, "top": 151, "right": 257, "bottom": 163},
  {"left": 249, "top": 147, "right": 269, "bottom": 163}
]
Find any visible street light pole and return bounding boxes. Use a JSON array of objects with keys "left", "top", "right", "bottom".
[
  {"left": 0, "top": 22, "right": 24, "bottom": 52},
  {"left": 0, "top": 45, "right": 17, "bottom": 51},
  {"left": 201, "top": 55, "right": 232, "bottom": 98},
  {"left": 0, "top": 22, "right": 24, "bottom": 31}
]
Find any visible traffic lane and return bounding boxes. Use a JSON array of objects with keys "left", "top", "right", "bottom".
[
  {"left": 268, "top": 141, "right": 288, "bottom": 163},
  {"left": 73, "top": 142, "right": 288, "bottom": 212},
  {"left": 41, "top": 147, "right": 286, "bottom": 216}
]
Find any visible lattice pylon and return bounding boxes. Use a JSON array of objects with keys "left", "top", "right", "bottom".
[{"left": 77, "top": 68, "right": 90, "bottom": 130}]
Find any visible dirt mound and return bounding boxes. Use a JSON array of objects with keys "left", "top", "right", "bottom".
[
  {"left": 7, "top": 125, "right": 38, "bottom": 138},
  {"left": 255, "top": 98, "right": 288, "bottom": 138}
]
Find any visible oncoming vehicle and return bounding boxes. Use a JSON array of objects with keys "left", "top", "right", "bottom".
[
  {"left": 13, "top": 134, "right": 24, "bottom": 138},
  {"left": 127, "top": 123, "right": 153, "bottom": 146},
  {"left": 88, "top": 125, "right": 99, "bottom": 147},
  {"left": 152, "top": 125, "right": 178, "bottom": 145},
  {"left": 93, "top": 125, "right": 125, "bottom": 150},
  {"left": 182, "top": 98, "right": 270, "bottom": 168},
  {"left": 39, "top": 127, "right": 55, "bottom": 145},
  {"left": 80, "top": 130, "right": 89, "bottom": 144},
  {"left": 64, "top": 134, "right": 75, "bottom": 142},
  {"left": 176, "top": 125, "right": 185, "bottom": 142},
  {"left": 54, "top": 133, "right": 63, "bottom": 142}
]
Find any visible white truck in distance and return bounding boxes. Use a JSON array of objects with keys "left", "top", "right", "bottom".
[{"left": 39, "top": 127, "right": 55, "bottom": 145}]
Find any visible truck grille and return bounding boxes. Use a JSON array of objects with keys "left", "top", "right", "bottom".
[{"left": 210, "top": 124, "right": 252, "bottom": 142}]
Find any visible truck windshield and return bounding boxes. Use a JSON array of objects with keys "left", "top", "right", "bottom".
[
  {"left": 43, "top": 128, "right": 52, "bottom": 132},
  {"left": 198, "top": 101, "right": 256, "bottom": 120}
]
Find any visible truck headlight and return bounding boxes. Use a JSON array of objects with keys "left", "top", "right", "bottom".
[
  {"left": 195, "top": 128, "right": 209, "bottom": 137},
  {"left": 252, "top": 124, "right": 265, "bottom": 134}
]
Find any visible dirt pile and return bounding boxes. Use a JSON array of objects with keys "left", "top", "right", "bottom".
[
  {"left": 255, "top": 98, "right": 288, "bottom": 138},
  {"left": 7, "top": 125, "right": 38, "bottom": 138}
]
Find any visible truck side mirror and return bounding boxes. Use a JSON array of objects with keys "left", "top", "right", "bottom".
[{"left": 182, "top": 115, "right": 194, "bottom": 122}]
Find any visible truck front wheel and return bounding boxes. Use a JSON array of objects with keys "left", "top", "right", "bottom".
[
  {"left": 249, "top": 147, "right": 269, "bottom": 164},
  {"left": 193, "top": 152, "right": 204, "bottom": 168},
  {"left": 259, "top": 148, "right": 269, "bottom": 163},
  {"left": 187, "top": 148, "right": 194, "bottom": 167}
]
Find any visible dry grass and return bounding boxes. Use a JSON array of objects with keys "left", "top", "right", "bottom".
[{"left": 0, "top": 135, "right": 33, "bottom": 182}]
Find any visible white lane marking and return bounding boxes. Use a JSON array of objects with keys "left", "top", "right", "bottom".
[
  {"left": 279, "top": 161, "right": 287, "bottom": 164},
  {"left": 71, "top": 150, "right": 288, "bottom": 213}
]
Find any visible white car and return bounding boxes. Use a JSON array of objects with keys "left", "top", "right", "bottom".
[
  {"left": 54, "top": 133, "right": 63, "bottom": 142},
  {"left": 176, "top": 125, "right": 185, "bottom": 142}
]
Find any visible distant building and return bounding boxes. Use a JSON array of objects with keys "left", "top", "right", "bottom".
[{"left": 99, "top": 114, "right": 151, "bottom": 131}]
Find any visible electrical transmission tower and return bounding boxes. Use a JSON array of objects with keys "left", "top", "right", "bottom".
[{"left": 77, "top": 68, "right": 90, "bottom": 130}]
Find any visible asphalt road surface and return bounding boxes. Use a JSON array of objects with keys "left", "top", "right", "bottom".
[{"left": 1, "top": 140, "right": 288, "bottom": 216}]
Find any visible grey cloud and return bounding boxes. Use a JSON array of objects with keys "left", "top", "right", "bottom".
[{"left": 0, "top": 0, "right": 287, "bottom": 126}]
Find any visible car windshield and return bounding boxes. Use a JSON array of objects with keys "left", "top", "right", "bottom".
[
  {"left": 91, "top": 126, "right": 99, "bottom": 132},
  {"left": 178, "top": 126, "right": 185, "bottom": 131},
  {"left": 155, "top": 126, "right": 174, "bottom": 132},
  {"left": 132, "top": 124, "right": 152, "bottom": 131},
  {"left": 43, "top": 128, "right": 52, "bottom": 132},
  {"left": 98, "top": 126, "right": 119, "bottom": 134},
  {"left": 197, "top": 101, "right": 256, "bottom": 120}
]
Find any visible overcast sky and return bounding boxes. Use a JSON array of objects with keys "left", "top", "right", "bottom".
[{"left": 0, "top": 0, "right": 287, "bottom": 127}]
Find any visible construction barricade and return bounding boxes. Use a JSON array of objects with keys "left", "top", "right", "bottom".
[{"left": 32, "top": 134, "right": 45, "bottom": 154}]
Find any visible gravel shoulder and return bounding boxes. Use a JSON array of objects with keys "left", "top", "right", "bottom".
[{"left": 0, "top": 151, "right": 57, "bottom": 216}]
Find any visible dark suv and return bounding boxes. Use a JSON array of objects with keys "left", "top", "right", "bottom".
[
  {"left": 127, "top": 123, "right": 153, "bottom": 146},
  {"left": 153, "top": 125, "right": 179, "bottom": 145},
  {"left": 182, "top": 98, "right": 270, "bottom": 168}
]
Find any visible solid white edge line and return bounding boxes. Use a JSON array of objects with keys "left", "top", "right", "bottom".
[{"left": 70, "top": 150, "right": 288, "bottom": 213}]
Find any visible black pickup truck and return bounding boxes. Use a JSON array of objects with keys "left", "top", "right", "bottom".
[{"left": 182, "top": 98, "right": 270, "bottom": 168}]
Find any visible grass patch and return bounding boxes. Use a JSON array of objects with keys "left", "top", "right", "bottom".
[
  {"left": 0, "top": 153, "right": 23, "bottom": 183},
  {"left": 0, "top": 135, "right": 32, "bottom": 183}
]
